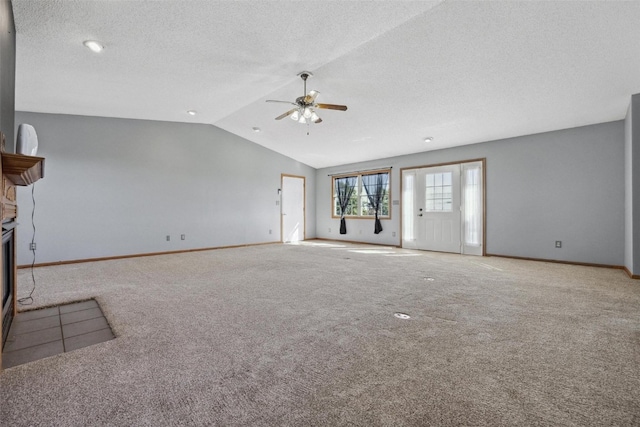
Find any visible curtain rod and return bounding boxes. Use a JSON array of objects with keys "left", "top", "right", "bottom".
[{"left": 328, "top": 166, "right": 392, "bottom": 177}]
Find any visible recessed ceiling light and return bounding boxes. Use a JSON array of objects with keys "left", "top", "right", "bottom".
[
  {"left": 424, "top": 137, "right": 434, "bottom": 143},
  {"left": 187, "top": 110, "right": 197, "bottom": 116},
  {"left": 252, "top": 127, "right": 261, "bottom": 133},
  {"left": 394, "top": 312, "right": 411, "bottom": 320},
  {"left": 83, "top": 40, "right": 104, "bottom": 53}
]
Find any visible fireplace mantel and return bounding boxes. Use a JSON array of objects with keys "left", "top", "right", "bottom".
[{"left": 1, "top": 152, "right": 45, "bottom": 186}]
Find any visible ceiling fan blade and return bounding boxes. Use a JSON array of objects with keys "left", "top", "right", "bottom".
[
  {"left": 313, "top": 116, "right": 323, "bottom": 124},
  {"left": 304, "top": 90, "right": 320, "bottom": 104},
  {"left": 266, "top": 100, "right": 297, "bottom": 106},
  {"left": 316, "top": 103, "right": 348, "bottom": 111},
  {"left": 275, "top": 109, "right": 296, "bottom": 120}
]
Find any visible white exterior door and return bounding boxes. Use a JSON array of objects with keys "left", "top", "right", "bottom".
[
  {"left": 281, "top": 175, "right": 305, "bottom": 243},
  {"left": 402, "top": 161, "right": 483, "bottom": 255},
  {"left": 418, "top": 164, "right": 461, "bottom": 253}
]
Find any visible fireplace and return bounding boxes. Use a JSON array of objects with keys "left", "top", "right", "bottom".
[
  {"left": 2, "top": 220, "right": 15, "bottom": 346},
  {"left": 0, "top": 133, "right": 45, "bottom": 368}
]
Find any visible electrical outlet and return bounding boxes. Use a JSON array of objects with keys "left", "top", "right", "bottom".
[
  {"left": 555, "top": 240, "right": 562, "bottom": 248},
  {"left": 328, "top": 228, "right": 331, "bottom": 233},
  {"left": 166, "top": 235, "right": 170, "bottom": 241},
  {"left": 29, "top": 242, "right": 36, "bottom": 250},
  {"left": 276, "top": 200, "right": 280, "bottom": 206},
  {"left": 269, "top": 229, "right": 272, "bottom": 235},
  {"left": 392, "top": 232, "right": 396, "bottom": 237},
  {"left": 181, "top": 234, "right": 185, "bottom": 240}
]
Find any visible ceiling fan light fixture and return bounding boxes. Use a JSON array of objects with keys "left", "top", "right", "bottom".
[
  {"left": 306, "top": 90, "right": 319, "bottom": 103},
  {"left": 267, "top": 72, "right": 347, "bottom": 128}
]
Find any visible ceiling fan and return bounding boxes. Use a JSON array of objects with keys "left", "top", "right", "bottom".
[{"left": 266, "top": 71, "right": 347, "bottom": 125}]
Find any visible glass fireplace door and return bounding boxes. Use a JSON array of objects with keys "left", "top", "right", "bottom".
[{"left": 2, "top": 224, "right": 15, "bottom": 345}]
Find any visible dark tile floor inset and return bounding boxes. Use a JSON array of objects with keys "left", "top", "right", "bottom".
[{"left": 2, "top": 299, "right": 114, "bottom": 369}]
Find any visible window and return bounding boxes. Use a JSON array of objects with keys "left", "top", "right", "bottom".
[
  {"left": 463, "top": 165, "right": 481, "bottom": 246},
  {"left": 425, "top": 172, "right": 452, "bottom": 212},
  {"left": 332, "top": 170, "right": 390, "bottom": 218}
]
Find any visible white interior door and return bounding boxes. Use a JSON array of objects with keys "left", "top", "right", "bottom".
[
  {"left": 281, "top": 175, "right": 305, "bottom": 243},
  {"left": 402, "top": 161, "right": 483, "bottom": 255}
]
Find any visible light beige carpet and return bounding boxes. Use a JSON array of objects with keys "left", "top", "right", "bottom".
[{"left": 1, "top": 241, "right": 639, "bottom": 426}]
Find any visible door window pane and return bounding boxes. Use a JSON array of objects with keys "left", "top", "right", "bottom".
[
  {"left": 425, "top": 172, "right": 453, "bottom": 212},
  {"left": 426, "top": 174, "right": 434, "bottom": 187}
]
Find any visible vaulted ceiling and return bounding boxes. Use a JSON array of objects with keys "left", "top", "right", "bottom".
[{"left": 12, "top": 0, "right": 640, "bottom": 168}]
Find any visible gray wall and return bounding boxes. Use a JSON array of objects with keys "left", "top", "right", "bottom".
[
  {"left": 625, "top": 101, "right": 633, "bottom": 272},
  {"left": 0, "top": 0, "right": 15, "bottom": 147},
  {"left": 625, "top": 94, "right": 640, "bottom": 275},
  {"left": 14, "top": 112, "right": 316, "bottom": 265},
  {"left": 316, "top": 121, "right": 625, "bottom": 266},
  {"left": 11, "top": 112, "right": 626, "bottom": 267}
]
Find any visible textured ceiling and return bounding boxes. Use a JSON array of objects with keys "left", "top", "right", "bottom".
[{"left": 12, "top": 0, "right": 640, "bottom": 168}]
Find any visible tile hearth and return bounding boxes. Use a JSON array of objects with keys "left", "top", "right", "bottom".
[{"left": 2, "top": 299, "right": 114, "bottom": 369}]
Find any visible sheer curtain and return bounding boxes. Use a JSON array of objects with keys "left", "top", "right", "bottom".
[
  {"left": 362, "top": 173, "right": 389, "bottom": 234},
  {"left": 402, "top": 172, "right": 415, "bottom": 242},
  {"left": 336, "top": 176, "right": 356, "bottom": 234},
  {"left": 464, "top": 166, "right": 481, "bottom": 246}
]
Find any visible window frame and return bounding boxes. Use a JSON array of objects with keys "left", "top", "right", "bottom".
[{"left": 331, "top": 169, "right": 391, "bottom": 220}]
